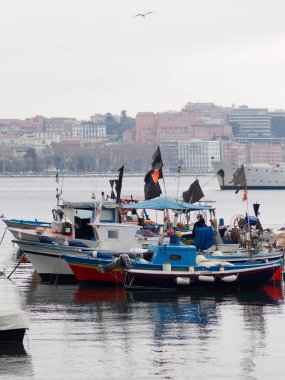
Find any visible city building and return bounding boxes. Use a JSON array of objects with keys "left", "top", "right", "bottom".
[
  {"left": 228, "top": 106, "right": 272, "bottom": 142},
  {"left": 183, "top": 102, "right": 227, "bottom": 125},
  {"left": 135, "top": 111, "right": 193, "bottom": 143},
  {"left": 246, "top": 143, "right": 282, "bottom": 165},
  {"left": 44, "top": 117, "right": 76, "bottom": 139},
  {"left": 72, "top": 121, "right": 106, "bottom": 142},
  {"left": 161, "top": 140, "right": 221, "bottom": 173}
]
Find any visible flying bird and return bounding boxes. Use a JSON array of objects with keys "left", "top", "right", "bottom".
[{"left": 133, "top": 12, "right": 154, "bottom": 17}]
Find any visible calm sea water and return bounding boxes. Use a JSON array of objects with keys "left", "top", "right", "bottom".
[{"left": 1, "top": 175, "right": 285, "bottom": 379}]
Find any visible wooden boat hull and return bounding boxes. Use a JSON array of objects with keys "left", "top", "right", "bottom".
[
  {"left": 69, "top": 262, "right": 124, "bottom": 285},
  {"left": 124, "top": 260, "right": 283, "bottom": 290}
]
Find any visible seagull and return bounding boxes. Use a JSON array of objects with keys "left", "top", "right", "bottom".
[{"left": 133, "top": 12, "right": 154, "bottom": 17}]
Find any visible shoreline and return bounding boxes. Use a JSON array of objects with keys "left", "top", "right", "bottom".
[{"left": 0, "top": 172, "right": 214, "bottom": 178}]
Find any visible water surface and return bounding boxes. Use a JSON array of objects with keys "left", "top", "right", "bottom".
[{"left": 0, "top": 176, "right": 285, "bottom": 379}]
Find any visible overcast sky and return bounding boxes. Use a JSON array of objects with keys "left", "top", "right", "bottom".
[{"left": 1, "top": 0, "right": 285, "bottom": 119}]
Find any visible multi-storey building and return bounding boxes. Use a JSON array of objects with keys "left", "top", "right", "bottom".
[
  {"left": 135, "top": 111, "right": 193, "bottom": 143},
  {"left": 44, "top": 117, "right": 76, "bottom": 139},
  {"left": 0, "top": 118, "right": 44, "bottom": 133},
  {"left": 246, "top": 143, "right": 282, "bottom": 165},
  {"left": 220, "top": 141, "right": 246, "bottom": 164},
  {"left": 183, "top": 102, "right": 227, "bottom": 125},
  {"left": 161, "top": 140, "right": 221, "bottom": 173},
  {"left": 134, "top": 104, "right": 231, "bottom": 144},
  {"left": 228, "top": 106, "right": 272, "bottom": 141},
  {"left": 72, "top": 122, "right": 106, "bottom": 142}
]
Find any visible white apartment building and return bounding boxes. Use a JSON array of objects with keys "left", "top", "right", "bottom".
[
  {"left": 178, "top": 140, "right": 221, "bottom": 172},
  {"left": 161, "top": 140, "right": 221, "bottom": 173},
  {"left": 44, "top": 118, "right": 76, "bottom": 139},
  {"left": 72, "top": 122, "right": 106, "bottom": 142}
]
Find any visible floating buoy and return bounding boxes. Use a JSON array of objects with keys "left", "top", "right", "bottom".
[
  {"left": 163, "top": 262, "right": 171, "bottom": 271},
  {"left": 212, "top": 250, "right": 223, "bottom": 257},
  {"left": 196, "top": 255, "right": 207, "bottom": 265},
  {"left": 91, "top": 251, "right": 98, "bottom": 258},
  {"left": 221, "top": 275, "right": 237, "bottom": 282},
  {"left": 198, "top": 275, "right": 215, "bottom": 282},
  {"left": 176, "top": 277, "right": 190, "bottom": 285}
]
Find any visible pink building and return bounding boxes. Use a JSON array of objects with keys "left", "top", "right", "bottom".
[
  {"left": 135, "top": 111, "right": 193, "bottom": 143},
  {"left": 221, "top": 141, "right": 247, "bottom": 164},
  {"left": 135, "top": 112, "right": 156, "bottom": 142},
  {"left": 246, "top": 144, "right": 282, "bottom": 165},
  {"left": 0, "top": 118, "right": 44, "bottom": 132},
  {"left": 192, "top": 124, "right": 233, "bottom": 140},
  {"left": 134, "top": 107, "right": 232, "bottom": 143},
  {"left": 123, "top": 128, "right": 135, "bottom": 142}
]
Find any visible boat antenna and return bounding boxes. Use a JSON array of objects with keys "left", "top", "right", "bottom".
[
  {"left": 55, "top": 169, "right": 60, "bottom": 205},
  {"left": 60, "top": 171, "right": 65, "bottom": 197},
  {"left": 176, "top": 165, "right": 181, "bottom": 200}
]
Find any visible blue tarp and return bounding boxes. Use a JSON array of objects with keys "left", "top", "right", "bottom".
[
  {"left": 194, "top": 226, "right": 215, "bottom": 250},
  {"left": 122, "top": 197, "right": 214, "bottom": 212}
]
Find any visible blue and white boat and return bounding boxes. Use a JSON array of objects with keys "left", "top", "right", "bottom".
[
  {"left": 122, "top": 235, "right": 283, "bottom": 290},
  {"left": 62, "top": 233, "right": 283, "bottom": 288}
]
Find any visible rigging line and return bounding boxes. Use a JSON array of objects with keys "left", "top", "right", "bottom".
[
  {"left": 0, "top": 226, "right": 8, "bottom": 246},
  {"left": 201, "top": 174, "right": 217, "bottom": 188},
  {"left": 176, "top": 169, "right": 181, "bottom": 200},
  {"left": 60, "top": 171, "right": 65, "bottom": 195},
  {"left": 7, "top": 252, "right": 25, "bottom": 279}
]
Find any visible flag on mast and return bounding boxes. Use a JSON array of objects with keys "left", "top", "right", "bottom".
[
  {"left": 229, "top": 164, "right": 246, "bottom": 195},
  {"left": 115, "top": 166, "right": 124, "bottom": 203},
  {"left": 144, "top": 170, "right": 162, "bottom": 200},
  {"left": 144, "top": 146, "right": 164, "bottom": 200},
  {"left": 109, "top": 179, "right": 116, "bottom": 200},
  {"left": 55, "top": 170, "right": 59, "bottom": 184},
  {"left": 242, "top": 186, "right": 248, "bottom": 202},
  {"left": 182, "top": 179, "right": 204, "bottom": 203}
]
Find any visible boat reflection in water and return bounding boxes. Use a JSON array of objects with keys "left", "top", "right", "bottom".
[
  {"left": 74, "top": 285, "right": 127, "bottom": 304},
  {"left": 0, "top": 343, "right": 33, "bottom": 378},
  {"left": 20, "top": 277, "right": 285, "bottom": 380}
]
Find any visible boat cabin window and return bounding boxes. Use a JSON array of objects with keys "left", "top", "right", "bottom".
[
  {"left": 74, "top": 208, "right": 94, "bottom": 240},
  {"left": 100, "top": 208, "right": 116, "bottom": 223},
  {"left": 108, "top": 230, "right": 119, "bottom": 239},
  {"left": 169, "top": 255, "right": 181, "bottom": 261}
]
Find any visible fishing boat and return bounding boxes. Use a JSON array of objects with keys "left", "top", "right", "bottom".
[
  {"left": 122, "top": 235, "right": 283, "bottom": 290},
  {"left": 8, "top": 199, "right": 162, "bottom": 251},
  {"left": 7, "top": 201, "right": 100, "bottom": 248},
  {"left": 11, "top": 197, "right": 217, "bottom": 283},
  {"left": 0, "top": 310, "right": 29, "bottom": 343},
  {"left": 1, "top": 218, "right": 52, "bottom": 230},
  {"left": 212, "top": 161, "right": 285, "bottom": 190},
  {"left": 62, "top": 232, "right": 283, "bottom": 286},
  {"left": 12, "top": 239, "right": 153, "bottom": 283}
]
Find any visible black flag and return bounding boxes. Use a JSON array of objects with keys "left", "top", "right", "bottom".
[
  {"left": 229, "top": 165, "right": 246, "bottom": 187},
  {"left": 109, "top": 179, "right": 116, "bottom": 200},
  {"left": 253, "top": 203, "right": 263, "bottom": 231},
  {"left": 151, "top": 146, "right": 163, "bottom": 170},
  {"left": 253, "top": 203, "right": 260, "bottom": 217},
  {"left": 144, "top": 170, "right": 162, "bottom": 200},
  {"left": 182, "top": 179, "right": 204, "bottom": 204},
  {"left": 151, "top": 146, "right": 163, "bottom": 179},
  {"left": 115, "top": 166, "right": 124, "bottom": 203}
]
